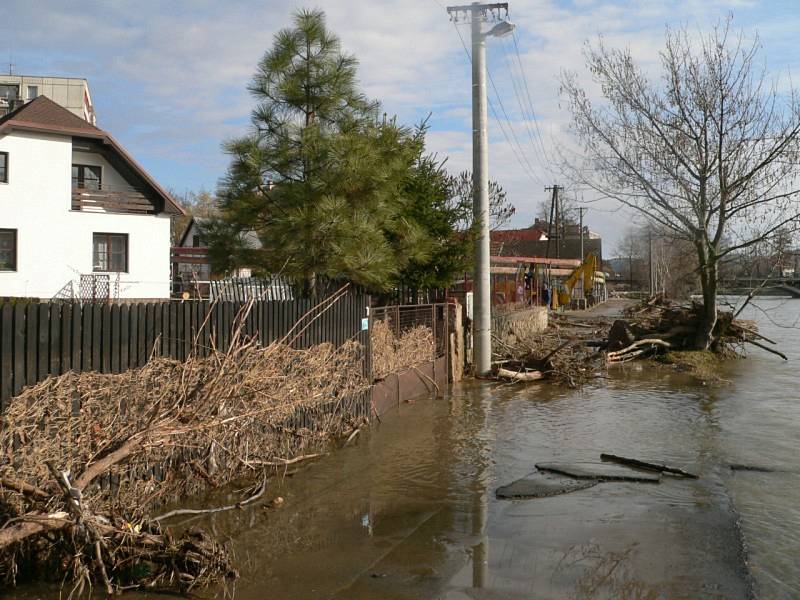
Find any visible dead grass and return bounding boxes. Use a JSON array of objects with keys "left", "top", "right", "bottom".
[
  {"left": 660, "top": 350, "right": 730, "bottom": 383},
  {"left": 371, "top": 319, "right": 435, "bottom": 379},
  {"left": 0, "top": 328, "right": 370, "bottom": 595}
]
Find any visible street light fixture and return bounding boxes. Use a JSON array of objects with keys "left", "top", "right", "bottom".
[{"left": 486, "top": 20, "right": 515, "bottom": 38}]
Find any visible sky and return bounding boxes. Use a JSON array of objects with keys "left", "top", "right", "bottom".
[{"left": 3, "top": 0, "right": 800, "bottom": 252}]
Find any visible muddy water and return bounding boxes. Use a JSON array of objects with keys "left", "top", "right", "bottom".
[
  {"left": 10, "top": 299, "right": 800, "bottom": 599},
  {"left": 184, "top": 299, "right": 799, "bottom": 599}
]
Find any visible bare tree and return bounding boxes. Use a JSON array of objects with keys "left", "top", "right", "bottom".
[
  {"left": 449, "top": 170, "right": 516, "bottom": 230},
  {"left": 561, "top": 20, "right": 800, "bottom": 349}
]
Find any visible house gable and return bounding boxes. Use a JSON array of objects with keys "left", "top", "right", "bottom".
[{"left": 0, "top": 96, "right": 184, "bottom": 216}]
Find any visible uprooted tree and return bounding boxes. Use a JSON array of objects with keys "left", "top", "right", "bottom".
[{"left": 561, "top": 19, "right": 800, "bottom": 349}]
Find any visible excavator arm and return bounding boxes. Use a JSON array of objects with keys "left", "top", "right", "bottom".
[{"left": 562, "top": 252, "right": 598, "bottom": 298}]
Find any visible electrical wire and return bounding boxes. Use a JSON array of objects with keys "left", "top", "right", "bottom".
[
  {"left": 498, "top": 33, "right": 552, "bottom": 177},
  {"left": 510, "top": 27, "right": 557, "bottom": 168},
  {"left": 451, "top": 20, "right": 547, "bottom": 188}
]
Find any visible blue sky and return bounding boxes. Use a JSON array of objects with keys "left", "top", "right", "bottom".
[{"left": 3, "top": 0, "right": 797, "bottom": 250}]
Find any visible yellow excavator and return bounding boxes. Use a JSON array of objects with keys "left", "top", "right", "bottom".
[{"left": 558, "top": 252, "right": 598, "bottom": 307}]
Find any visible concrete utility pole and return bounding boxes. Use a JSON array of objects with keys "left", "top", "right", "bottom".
[
  {"left": 544, "top": 185, "right": 563, "bottom": 259},
  {"left": 447, "top": 2, "right": 514, "bottom": 376},
  {"left": 579, "top": 207, "right": 586, "bottom": 260},
  {"left": 648, "top": 228, "right": 653, "bottom": 296}
]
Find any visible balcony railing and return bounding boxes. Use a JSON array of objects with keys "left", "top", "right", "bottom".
[
  {"left": 171, "top": 246, "right": 210, "bottom": 265},
  {"left": 71, "top": 184, "right": 156, "bottom": 215}
]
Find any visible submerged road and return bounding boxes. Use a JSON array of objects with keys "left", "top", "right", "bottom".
[{"left": 11, "top": 298, "right": 799, "bottom": 599}]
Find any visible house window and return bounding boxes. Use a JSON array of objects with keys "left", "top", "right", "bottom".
[
  {"left": 192, "top": 234, "right": 201, "bottom": 247},
  {"left": 0, "top": 229, "right": 16, "bottom": 271},
  {"left": 27, "top": 86, "right": 38, "bottom": 100},
  {"left": 93, "top": 233, "right": 128, "bottom": 272},
  {"left": 0, "top": 152, "right": 7, "bottom": 183},
  {"left": 72, "top": 164, "right": 102, "bottom": 190},
  {"left": 0, "top": 85, "right": 18, "bottom": 102}
]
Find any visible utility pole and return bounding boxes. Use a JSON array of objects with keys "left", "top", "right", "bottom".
[
  {"left": 544, "top": 185, "right": 563, "bottom": 259},
  {"left": 648, "top": 228, "right": 653, "bottom": 296},
  {"left": 447, "top": 2, "right": 513, "bottom": 376},
  {"left": 578, "top": 207, "right": 586, "bottom": 260}
]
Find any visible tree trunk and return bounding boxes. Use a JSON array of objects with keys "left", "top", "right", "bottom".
[{"left": 694, "top": 243, "right": 718, "bottom": 350}]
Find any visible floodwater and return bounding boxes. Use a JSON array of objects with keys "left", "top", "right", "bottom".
[{"left": 10, "top": 299, "right": 800, "bottom": 599}]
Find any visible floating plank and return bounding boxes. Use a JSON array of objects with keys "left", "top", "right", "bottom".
[
  {"left": 496, "top": 471, "right": 598, "bottom": 499},
  {"left": 600, "top": 453, "right": 698, "bottom": 479},
  {"left": 535, "top": 462, "right": 661, "bottom": 483}
]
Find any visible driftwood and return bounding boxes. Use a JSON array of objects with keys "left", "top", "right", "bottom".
[
  {"left": 345, "top": 428, "right": 361, "bottom": 446},
  {"left": 732, "top": 323, "right": 776, "bottom": 345},
  {"left": 743, "top": 338, "right": 788, "bottom": 360},
  {"left": 607, "top": 338, "right": 671, "bottom": 362},
  {"left": 153, "top": 477, "right": 268, "bottom": 521},
  {"left": 258, "top": 453, "right": 327, "bottom": 467},
  {"left": 497, "top": 367, "right": 545, "bottom": 381},
  {"left": 600, "top": 453, "right": 699, "bottom": 479}
]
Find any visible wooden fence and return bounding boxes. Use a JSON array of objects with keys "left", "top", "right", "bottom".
[{"left": 0, "top": 290, "right": 370, "bottom": 408}]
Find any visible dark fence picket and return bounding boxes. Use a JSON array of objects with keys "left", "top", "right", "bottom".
[
  {"left": 120, "top": 304, "right": 130, "bottom": 372},
  {"left": 25, "top": 304, "right": 37, "bottom": 385},
  {"left": 1, "top": 305, "right": 12, "bottom": 407},
  {"left": 71, "top": 303, "right": 81, "bottom": 372},
  {"left": 13, "top": 305, "right": 25, "bottom": 397},
  {"left": 110, "top": 304, "right": 121, "bottom": 373},
  {"left": 60, "top": 303, "right": 72, "bottom": 373},
  {"left": 49, "top": 304, "right": 61, "bottom": 376}
]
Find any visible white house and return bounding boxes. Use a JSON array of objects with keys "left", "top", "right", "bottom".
[{"left": 0, "top": 96, "right": 184, "bottom": 299}]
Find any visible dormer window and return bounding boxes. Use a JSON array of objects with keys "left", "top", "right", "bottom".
[{"left": 72, "top": 164, "right": 101, "bottom": 190}]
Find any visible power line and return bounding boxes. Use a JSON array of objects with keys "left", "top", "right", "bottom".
[
  {"left": 510, "top": 27, "right": 557, "bottom": 169},
  {"left": 486, "top": 62, "right": 547, "bottom": 186},
  {"left": 451, "top": 21, "right": 546, "bottom": 187},
  {"left": 498, "top": 33, "right": 552, "bottom": 177}
]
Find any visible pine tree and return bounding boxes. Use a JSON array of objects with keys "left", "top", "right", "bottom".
[{"left": 210, "top": 9, "right": 431, "bottom": 292}]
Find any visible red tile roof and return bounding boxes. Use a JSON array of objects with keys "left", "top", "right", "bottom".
[
  {"left": 0, "top": 96, "right": 184, "bottom": 215},
  {"left": 491, "top": 226, "right": 548, "bottom": 242}
]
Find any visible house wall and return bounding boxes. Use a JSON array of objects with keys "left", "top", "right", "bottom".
[
  {"left": 72, "top": 150, "right": 131, "bottom": 190},
  {"left": 179, "top": 221, "right": 202, "bottom": 247},
  {"left": 0, "top": 130, "right": 171, "bottom": 299}
]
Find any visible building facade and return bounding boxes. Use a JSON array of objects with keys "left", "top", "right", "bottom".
[
  {"left": 0, "top": 96, "right": 183, "bottom": 299},
  {"left": 0, "top": 75, "right": 95, "bottom": 124}
]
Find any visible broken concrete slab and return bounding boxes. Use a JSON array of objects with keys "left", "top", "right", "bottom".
[
  {"left": 496, "top": 471, "right": 598, "bottom": 499},
  {"left": 535, "top": 462, "right": 661, "bottom": 483}
]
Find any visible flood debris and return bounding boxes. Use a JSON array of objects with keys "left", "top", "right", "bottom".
[
  {"left": 0, "top": 312, "right": 370, "bottom": 596},
  {"left": 496, "top": 471, "right": 598, "bottom": 499},
  {"left": 616, "top": 295, "right": 783, "bottom": 360},
  {"left": 493, "top": 295, "right": 781, "bottom": 387},
  {"left": 371, "top": 319, "right": 435, "bottom": 380},
  {"left": 600, "top": 453, "right": 699, "bottom": 479},
  {"left": 492, "top": 322, "right": 605, "bottom": 387},
  {"left": 535, "top": 462, "right": 662, "bottom": 483},
  {"left": 728, "top": 464, "right": 780, "bottom": 473}
]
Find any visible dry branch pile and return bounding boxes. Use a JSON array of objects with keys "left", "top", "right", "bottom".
[
  {"left": 0, "top": 330, "right": 370, "bottom": 595},
  {"left": 611, "top": 296, "right": 781, "bottom": 362},
  {"left": 493, "top": 296, "right": 779, "bottom": 386},
  {"left": 371, "top": 319, "right": 435, "bottom": 380},
  {"left": 493, "top": 315, "right": 610, "bottom": 387}
]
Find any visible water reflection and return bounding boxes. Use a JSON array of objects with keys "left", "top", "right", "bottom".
[{"left": 556, "top": 543, "right": 660, "bottom": 600}]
